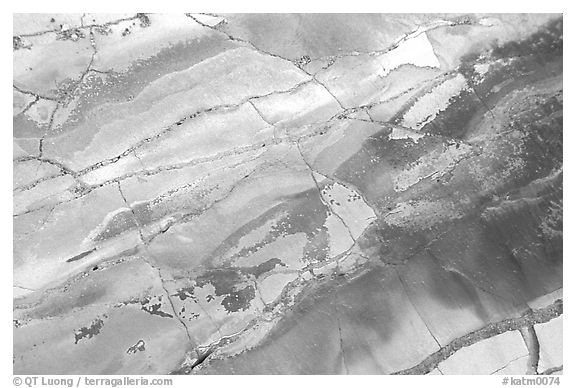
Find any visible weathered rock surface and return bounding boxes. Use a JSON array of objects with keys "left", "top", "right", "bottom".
[{"left": 13, "top": 13, "right": 562, "bottom": 375}]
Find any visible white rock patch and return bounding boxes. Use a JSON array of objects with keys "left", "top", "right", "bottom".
[{"left": 401, "top": 74, "right": 468, "bottom": 130}]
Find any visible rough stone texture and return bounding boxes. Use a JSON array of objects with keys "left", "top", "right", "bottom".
[
  {"left": 437, "top": 331, "right": 527, "bottom": 375},
  {"left": 535, "top": 317, "right": 563, "bottom": 374},
  {"left": 13, "top": 13, "right": 562, "bottom": 375}
]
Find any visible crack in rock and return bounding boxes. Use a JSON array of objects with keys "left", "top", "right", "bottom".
[
  {"left": 295, "top": 141, "right": 356, "bottom": 243},
  {"left": 15, "top": 111, "right": 368, "bottom": 218},
  {"left": 490, "top": 354, "right": 529, "bottom": 375},
  {"left": 393, "top": 299, "right": 563, "bottom": 375},
  {"left": 519, "top": 325, "right": 540, "bottom": 374},
  {"left": 14, "top": 14, "right": 144, "bottom": 39},
  {"left": 396, "top": 268, "right": 443, "bottom": 349},
  {"left": 185, "top": 13, "right": 309, "bottom": 75}
]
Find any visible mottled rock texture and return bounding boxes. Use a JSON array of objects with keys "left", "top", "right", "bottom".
[{"left": 13, "top": 13, "right": 562, "bottom": 375}]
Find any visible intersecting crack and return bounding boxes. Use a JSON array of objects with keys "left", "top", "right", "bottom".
[
  {"left": 117, "top": 181, "right": 145, "bottom": 243},
  {"left": 247, "top": 100, "right": 278, "bottom": 140},
  {"left": 15, "top": 109, "right": 364, "bottom": 218},
  {"left": 15, "top": 63, "right": 457, "bottom": 205},
  {"left": 393, "top": 299, "right": 563, "bottom": 375},
  {"left": 14, "top": 145, "right": 263, "bottom": 219},
  {"left": 73, "top": 79, "right": 314, "bottom": 176},
  {"left": 143, "top": 165, "right": 258, "bottom": 245},
  {"left": 293, "top": 17, "right": 479, "bottom": 78},
  {"left": 295, "top": 141, "right": 355, "bottom": 243},
  {"left": 138, "top": 257, "right": 196, "bottom": 350},
  {"left": 117, "top": 182, "right": 197, "bottom": 350},
  {"left": 185, "top": 13, "right": 307, "bottom": 73},
  {"left": 13, "top": 14, "right": 564, "bottom": 376},
  {"left": 310, "top": 76, "right": 347, "bottom": 110},
  {"left": 14, "top": 14, "right": 143, "bottom": 39},
  {"left": 15, "top": 26, "right": 101, "bottom": 162},
  {"left": 185, "top": 14, "right": 350, "bottom": 113},
  {"left": 17, "top": 95, "right": 40, "bottom": 116},
  {"left": 13, "top": 84, "right": 60, "bottom": 102}
]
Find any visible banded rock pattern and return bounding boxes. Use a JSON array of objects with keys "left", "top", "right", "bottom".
[{"left": 13, "top": 13, "right": 562, "bottom": 375}]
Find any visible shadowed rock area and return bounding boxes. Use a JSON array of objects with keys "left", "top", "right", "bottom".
[{"left": 13, "top": 13, "right": 562, "bottom": 375}]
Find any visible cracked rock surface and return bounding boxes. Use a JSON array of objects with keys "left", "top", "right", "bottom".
[{"left": 13, "top": 13, "right": 562, "bottom": 375}]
